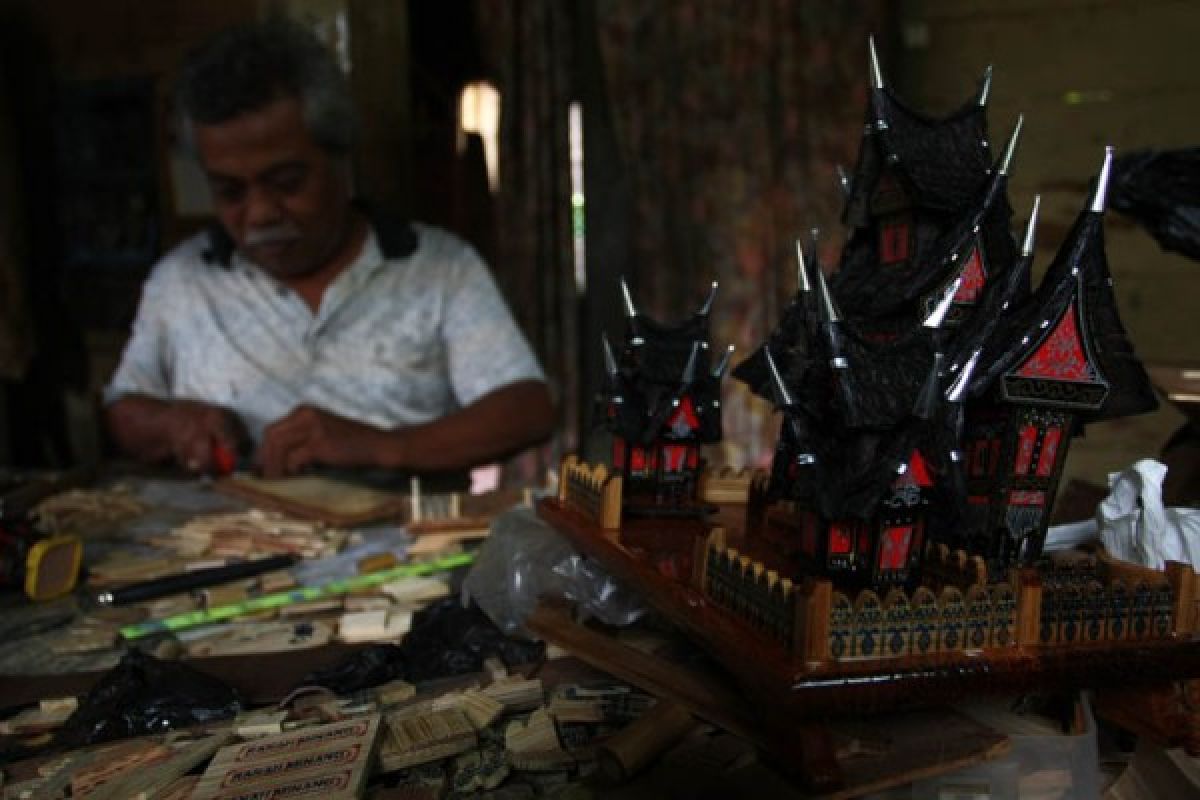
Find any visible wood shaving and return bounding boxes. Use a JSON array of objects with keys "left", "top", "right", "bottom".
[{"left": 31, "top": 487, "right": 145, "bottom": 536}]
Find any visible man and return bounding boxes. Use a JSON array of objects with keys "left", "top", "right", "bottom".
[{"left": 105, "top": 19, "right": 554, "bottom": 479}]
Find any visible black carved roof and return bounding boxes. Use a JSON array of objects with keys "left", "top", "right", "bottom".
[
  {"left": 597, "top": 310, "right": 724, "bottom": 445},
  {"left": 968, "top": 206, "right": 1158, "bottom": 421},
  {"left": 835, "top": 167, "right": 1018, "bottom": 321},
  {"left": 734, "top": 281, "right": 952, "bottom": 518},
  {"left": 843, "top": 88, "right": 992, "bottom": 228}
]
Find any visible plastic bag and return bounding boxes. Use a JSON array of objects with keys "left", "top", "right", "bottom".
[
  {"left": 463, "top": 506, "right": 646, "bottom": 637},
  {"left": 299, "top": 598, "right": 545, "bottom": 692},
  {"left": 55, "top": 649, "right": 241, "bottom": 748},
  {"left": 298, "top": 644, "right": 407, "bottom": 695},
  {"left": 1097, "top": 459, "right": 1200, "bottom": 569},
  {"left": 399, "top": 597, "right": 545, "bottom": 682}
]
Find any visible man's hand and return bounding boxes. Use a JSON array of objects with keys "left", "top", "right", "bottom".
[
  {"left": 164, "top": 400, "right": 247, "bottom": 474},
  {"left": 257, "top": 405, "right": 386, "bottom": 477},
  {"left": 106, "top": 394, "right": 247, "bottom": 474}
]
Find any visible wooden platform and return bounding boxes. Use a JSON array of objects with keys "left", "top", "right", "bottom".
[{"left": 538, "top": 497, "right": 1200, "bottom": 720}]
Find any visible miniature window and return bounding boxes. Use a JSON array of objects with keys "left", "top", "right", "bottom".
[
  {"left": 879, "top": 525, "right": 913, "bottom": 570},
  {"left": 952, "top": 245, "right": 987, "bottom": 304},
  {"left": 829, "top": 523, "right": 853, "bottom": 555},
  {"left": 879, "top": 218, "right": 911, "bottom": 264}
]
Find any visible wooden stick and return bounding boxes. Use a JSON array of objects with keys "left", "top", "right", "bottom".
[{"left": 597, "top": 700, "right": 696, "bottom": 782}]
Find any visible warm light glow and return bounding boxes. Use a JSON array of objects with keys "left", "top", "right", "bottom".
[
  {"left": 569, "top": 102, "right": 586, "bottom": 296},
  {"left": 458, "top": 81, "right": 500, "bottom": 192}
]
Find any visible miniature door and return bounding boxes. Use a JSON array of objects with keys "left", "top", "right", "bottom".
[
  {"left": 829, "top": 592, "right": 853, "bottom": 660},
  {"left": 883, "top": 588, "right": 912, "bottom": 657},
  {"left": 990, "top": 583, "right": 1017, "bottom": 647},
  {"left": 911, "top": 588, "right": 939, "bottom": 655}
]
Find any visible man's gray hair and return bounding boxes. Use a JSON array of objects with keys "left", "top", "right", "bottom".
[{"left": 175, "top": 18, "right": 355, "bottom": 157}]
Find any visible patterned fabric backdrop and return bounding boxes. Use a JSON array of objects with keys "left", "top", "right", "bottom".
[
  {"left": 480, "top": 1, "right": 888, "bottom": 472},
  {"left": 595, "top": 0, "right": 888, "bottom": 468}
]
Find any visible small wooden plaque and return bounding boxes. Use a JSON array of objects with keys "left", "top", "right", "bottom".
[{"left": 192, "top": 715, "right": 381, "bottom": 800}]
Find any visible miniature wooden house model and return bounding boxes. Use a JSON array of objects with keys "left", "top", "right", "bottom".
[
  {"left": 735, "top": 39, "right": 1158, "bottom": 587},
  {"left": 594, "top": 280, "right": 732, "bottom": 513}
]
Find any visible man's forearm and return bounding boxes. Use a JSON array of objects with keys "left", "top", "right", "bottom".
[
  {"left": 105, "top": 394, "right": 181, "bottom": 464},
  {"left": 377, "top": 380, "right": 556, "bottom": 473}
]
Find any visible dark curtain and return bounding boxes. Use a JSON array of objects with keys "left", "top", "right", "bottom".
[
  {"left": 477, "top": 1, "right": 580, "bottom": 483},
  {"left": 0, "top": 61, "right": 34, "bottom": 383},
  {"left": 479, "top": 0, "right": 889, "bottom": 470}
]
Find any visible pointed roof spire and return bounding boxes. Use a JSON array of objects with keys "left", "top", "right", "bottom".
[
  {"left": 1022, "top": 195, "right": 1041, "bottom": 258},
  {"left": 619, "top": 276, "right": 637, "bottom": 318},
  {"left": 680, "top": 341, "right": 700, "bottom": 387},
  {"left": 868, "top": 35, "right": 884, "bottom": 91},
  {"left": 913, "top": 353, "right": 944, "bottom": 419},
  {"left": 923, "top": 275, "right": 963, "bottom": 329},
  {"left": 712, "top": 344, "right": 735, "bottom": 378},
  {"left": 836, "top": 164, "right": 851, "bottom": 197},
  {"left": 763, "top": 346, "right": 794, "bottom": 406},
  {"left": 1090, "top": 145, "right": 1114, "bottom": 213},
  {"left": 998, "top": 114, "right": 1024, "bottom": 176},
  {"left": 977, "top": 64, "right": 994, "bottom": 106},
  {"left": 814, "top": 263, "right": 841, "bottom": 324},
  {"left": 795, "top": 238, "right": 812, "bottom": 294},
  {"left": 945, "top": 348, "right": 981, "bottom": 403},
  {"left": 698, "top": 280, "right": 719, "bottom": 316},
  {"left": 601, "top": 331, "right": 619, "bottom": 379}
]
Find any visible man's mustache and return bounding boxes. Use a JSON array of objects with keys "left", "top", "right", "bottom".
[{"left": 245, "top": 225, "right": 302, "bottom": 247}]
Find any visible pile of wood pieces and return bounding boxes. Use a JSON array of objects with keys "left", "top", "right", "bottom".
[
  {"left": 29, "top": 487, "right": 146, "bottom": 537},
  {"left": 0, "top": 660, "right": 707, "bottom": 799},
  {"left": 86, "top": 509, "right": 350, "bottom": 588},
  {"left": 151, "top": 509, "right": 350, "bottom": 561}
]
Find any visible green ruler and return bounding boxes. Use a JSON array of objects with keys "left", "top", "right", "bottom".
[{"left": 119, "top": 552, "right": 474, "bottom": 640}]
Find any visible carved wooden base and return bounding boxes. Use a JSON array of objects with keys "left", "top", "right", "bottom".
[{"left": 538, "top": 497, "right": 1200, "bottom": 722}]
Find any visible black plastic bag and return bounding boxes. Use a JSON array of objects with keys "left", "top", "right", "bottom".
[
  {"left": 299, "top": 644, "right": 408, "bottom": 696},
  {"left": 55, "top": 649, "right": 241, "bottom": 748},
  {"left": 300, "top": 599, "right": 545, "bottom": 693},
  {"left": 401, "top": 598, "right": 544, "bottom": 683},
  {"left": 1111, "top": 148, "right": 1200, "bottom": 261}
]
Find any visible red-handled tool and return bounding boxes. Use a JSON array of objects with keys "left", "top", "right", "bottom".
[{"left": 211, "top": 440, "right": 239, "bottom": 477}]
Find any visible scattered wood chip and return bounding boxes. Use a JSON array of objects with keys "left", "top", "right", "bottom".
[
  {"left": 378, "top": 709, "right": 476, "bottom": 772},
  {"left": 30, "top": 487, "right": 145, "bottom": 536},
  {"left": 371, "top": 680, "right": 417, "bottom": 708},
  {"left": 505, "top": 710, "right": 575, "bottom": 772},
  {"left": 483, "top": 677, "right": 544, "bottom": 712}
]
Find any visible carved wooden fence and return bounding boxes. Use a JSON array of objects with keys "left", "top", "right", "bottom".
[
  {"left": 558, "top": 455, "right": 623, "bottom": 530},
  {"left": 701, "top": 535, "right": 798, "bottom": 647}
]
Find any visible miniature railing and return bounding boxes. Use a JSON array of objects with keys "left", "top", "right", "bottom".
[
  {"left": 818, "top": 582, "right": 1020, "bottom": 661},
  {"left": 697, "top": 467, "right": 758, "bottom": 505},
  {"left": 697, "top": 529, "right": 798, "bottom": 647},
  {"left": 920, "top": 543, "right": 990, "bottom": 590},
  {"left": 695, "top": 518, "right": 1200, "bottom": 663},
  {"left": 558, "top": 455, "right": 623, "bottom": 530},
  {"left": 1034, "top": 557, "right": 1198, "bottom": 644}
]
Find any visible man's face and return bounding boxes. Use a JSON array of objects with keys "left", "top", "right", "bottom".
[{"left": 194, "top": 96, "right": 352, "bottom": 280}]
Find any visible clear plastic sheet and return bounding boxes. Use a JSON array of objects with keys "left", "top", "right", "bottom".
[
  {"left": 291, "top": 525, "right": 410, "bottom": 585},
  {"left": 463, "top": 506, "right": 646, "bottom": 637}
]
